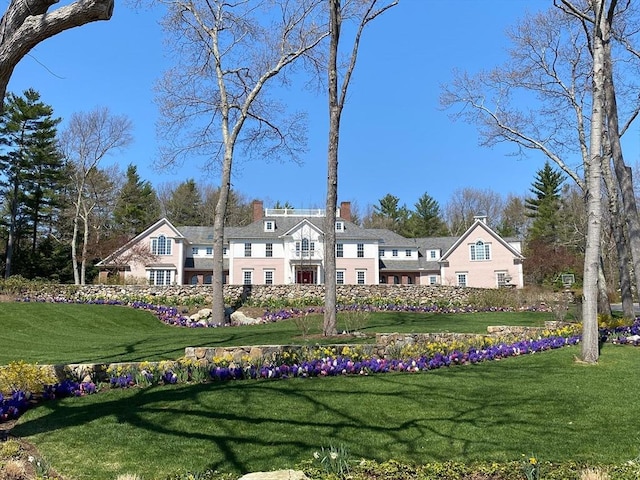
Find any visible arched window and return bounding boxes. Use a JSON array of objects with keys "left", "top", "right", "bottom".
[
  {"left": 190, "top": 275, "right": 199, "bottom": 285},
  {"left": 470, "top": 240, "right": 490, "bottom": 261},
  {"left": 152, "top": 235, "right": 172, "bottom": 255},
  {"left": 204, "top": 275, "right": 213, "bottom": 284}
]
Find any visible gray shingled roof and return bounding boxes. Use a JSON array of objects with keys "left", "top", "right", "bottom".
[
  {"left": 226, "top": 216, "right": 382, "bottom": 241},
  {"left": 368, "top": 229, "right": 415, "bottom": 247}
]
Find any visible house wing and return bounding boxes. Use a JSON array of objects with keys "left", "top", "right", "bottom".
[
  {"left": 96, "top": 218, "right": 183, "bottom": 266},
  {"left": 440, "top": 220, "right": 525, "bottom": 262}
]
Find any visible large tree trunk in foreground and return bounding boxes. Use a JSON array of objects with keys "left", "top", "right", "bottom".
[{"left": 0, "top": 0, "right": 113, "bottom": 105}]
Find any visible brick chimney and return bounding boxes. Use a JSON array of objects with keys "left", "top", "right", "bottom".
[
  {"left": 252, "top": 200, "right": 264, "bottom": 222},
  {"left": 339, "top": 201, "right": 352, "bottom": 222}
]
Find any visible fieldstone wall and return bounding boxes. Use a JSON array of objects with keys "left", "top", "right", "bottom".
[{"left": 14, "top": 283, "right": 555, "bottom": 308}]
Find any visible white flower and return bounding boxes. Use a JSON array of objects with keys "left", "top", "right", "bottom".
[
  {"left": 28, "top": 456, "right": 35, "bottom": 463},
  {"left": 330, "top": 452, "right": 339, "bottom": 460},
  {"left": 313, "top": 451, "right": 320, "bottom": 459}
]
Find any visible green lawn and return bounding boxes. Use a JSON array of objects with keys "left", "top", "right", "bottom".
[
  {"left": 10, "top": 345, "right": 640, "bottom": 480},
  {"left": 0, "top": 303, "right": 554, "bottom": 364}
]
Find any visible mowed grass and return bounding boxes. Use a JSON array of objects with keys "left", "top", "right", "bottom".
[
  {"left": 0, "top": 302, "right": 553, "bottom": 364},
  {"left": 11, "top": 345, "right": 640, "bottom": 480}
]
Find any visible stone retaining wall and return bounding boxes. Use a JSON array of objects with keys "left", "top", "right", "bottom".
[
  {"left": 40, "top": 324, "right": 560, "bottom": 383},
  {"left": 15, "top": 283, "right": 558, "bottom": 309}
]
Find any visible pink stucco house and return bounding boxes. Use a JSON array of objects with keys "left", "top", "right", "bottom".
[{"left": 97, "top": 202, "right": 524, "bottom": 287}]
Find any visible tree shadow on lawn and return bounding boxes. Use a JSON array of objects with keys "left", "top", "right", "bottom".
[{"left": 8, "top": 358, "right": 590, "bottom": 475}]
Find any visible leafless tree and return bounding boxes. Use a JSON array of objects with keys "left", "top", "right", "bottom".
[
  {"left": 323, "top": 0, "right": 397, "bottom": 336},
  {"left": 59, "top": 107, "right": 132, "bottom": 285},
  {"left": 154, "top": 0, "right": 327, "bottom": 325},
  {"left": 444, "top": 187, "right": 505, "bottom": 236},
  {"left": 0, "top": 0, "right": 113, "bottom": 106},
  {"left": 441, "top": 1, "right": 635, "bottom": 363}
]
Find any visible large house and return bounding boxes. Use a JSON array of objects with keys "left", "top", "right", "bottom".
[{"left": 97, "top": 200, "right": 525, "bottom": 288}]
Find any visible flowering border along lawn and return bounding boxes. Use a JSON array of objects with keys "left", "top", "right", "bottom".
[
  {"left": 2, "top": 297, "right": 639, "bottom": 424},
  {"left": 18, "top": 295, "right": 551, "bottom": 326}
]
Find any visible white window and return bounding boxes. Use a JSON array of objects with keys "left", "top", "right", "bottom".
[
  {"left": 470, "top": 240, "right": 490, "bottom": 261},
  {"left": 430, "top": 250, "right": 437, "bottom": 259},
  {"left": 357, "top": 270, "right": 366, "bottom": 285},
  {"left": 405, "top": 249, "right": 411, "bottom": 257},
  {"left": 357, "top": 243, "right": 364, "bottom": 258},
  {"left": 151, "top": 235, "right": 172, "bottom": 255},
  {"left": 496, "top": 271, "right": 509, "bottom": 287},
  {"left": 429, "top": 275, "right": 438, "bottom": 285},
  {"left": 336, "top": 270, "right": 345, "bottom": 285},
  {"left": 149, "top": 269, "right": 172, "bottom": 286},
  {"left": 192, "top": 247, "right": 199, "bottom": 255},
  {"left": 264, "top": 270, "right": 274, "bottom": 285},
  {"left": 265, "top": 220, "right": 274, "bottom": 232},
  {"left": 335, "top": 221, "right": 344, "bottom": 232},
  {"left": 266, "top": 243, "right": 273, "bottom": 257},
  {"left": 245, "top": 243, "right": 252, "bottom": 257},
  {"left": 392, "top": 249, "right": 398, "bottom": 257},
  {"left": 206, "top": 247, "right": 213, "bottom": 255},
  {"left": 457, "top": 273, "right": 467, "bottom": 287},
  {"left": 379, "top": 249, "right": 385, "bottom": 257},
  {"left": 336, "top": 243, "right": 344, "bottom": 258},
  {"left": 243, "top": 270, "right": 253, "bottom": 285}
]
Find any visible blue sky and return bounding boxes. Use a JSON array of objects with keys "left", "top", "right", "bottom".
[{"left": 10, "top": 0, "right": 552, "bottom": 214}]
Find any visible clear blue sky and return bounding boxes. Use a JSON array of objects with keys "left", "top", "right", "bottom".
[{"left": 10, "top": 0, "right": 553, "bottom": 214}]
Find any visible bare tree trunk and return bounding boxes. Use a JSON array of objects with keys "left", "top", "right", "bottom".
[
  {"left": 4, "top": 179, "right": 19, "bottom": 278},
  {"left": 323, "top": 0, "right": 341, "bottom": 337},
  {"left": 211, "top": 152, "right": 232, "bottom": 326},
  {"left": 580, "top": 0, "right": 607, "bottom": 364},
  {"left": 603, "top": 155, "right": 634, "bottom": 318},
  {"left": 602, "top": 21, "right": 640, "bottom": 304},
  {"left": 81, "top": 202, "right": 91, "bottom": 285},
  {"left": 597, "top": 258, "right": 612, "bottom": 316},
  {"left": 322, "top": 0, "right": 397, "bottom": 336}
]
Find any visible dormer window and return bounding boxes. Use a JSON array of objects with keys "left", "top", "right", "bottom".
[
  {"left": 335, "top": 221, "right": 344, "bottom": 232},
  {"left": 264, "top": 220, "right": 275, "bottom": 232}
]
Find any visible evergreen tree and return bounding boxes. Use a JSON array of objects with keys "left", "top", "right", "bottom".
[
  {"left": 113, "top": 164, "right": 160, "bottom": 237},
  {"left": 0, "top": 89, "right": 62, "bottom": 278},
  {"left": 165, "top": 179, "right": 203, "bottom": 226},
  {"left": 525, "top": 161, "right": 566, "bottom": 244},
  {"left": 367, "top": 193, "right": 410, "bottom": 234},
  {"left": 406, "top": 192, "right": 449, "bottom": 237}
]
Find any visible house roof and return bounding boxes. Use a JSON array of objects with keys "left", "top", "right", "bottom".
[
  {"left": 440, "top": 219, "right": 525, "bottom": 261},
  {"left": 229, "top": 215, "right": 381, "bottom": 241},
  {"left": 97, "top": 218, "right": 184, "bottom": 267},
  {"left": 368, "top": 229, "right": 415, "bottom": 248}
]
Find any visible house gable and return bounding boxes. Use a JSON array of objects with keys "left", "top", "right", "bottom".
[
  {"left": 97, "top": 218, "right": 184, "bottom": 267},
  {"left": 440, "top": 220, "right": 524, "bottom": 263}
]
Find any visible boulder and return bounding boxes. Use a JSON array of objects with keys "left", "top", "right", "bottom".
[
  {"left": 230, "top": 311, "right": 261, "bottom": 325},
  {"left": 238, "top": 470, "right": 309, "bottom": 480}
]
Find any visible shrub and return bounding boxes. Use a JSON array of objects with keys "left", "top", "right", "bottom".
[
  {"left": 0, "top": 459, "right": 27, "bottom": 480},
  {"left": 0, "top": 440, "right": 21, "bottom": 460},
  {"left": 0, "top": 361, "right": 56, "bottom": 396}
]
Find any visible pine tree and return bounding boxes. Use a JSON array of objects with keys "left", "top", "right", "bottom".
[
  {"left": 0, "top": 89, "right": 62, "bottom": 278},
  {"left": 165, "top": 179, "right": 203, "bottom": 226},
  {"left": 113, "top": 164, "right": 160, "bottom": 237},
  {"left": 525, "top": 161, "right": 565, "bottom": 244},
  {"left": 406, "top": 192, "right": 449, "bottom": 237}
]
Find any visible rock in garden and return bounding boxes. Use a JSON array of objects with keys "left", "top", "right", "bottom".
[{"left": 238, "top": 470, "right": 309, "bottom": 480}]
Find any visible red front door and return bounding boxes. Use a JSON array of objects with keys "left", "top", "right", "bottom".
[{"left": 297, "top": 270, "right": 314, "bottom": 284}]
